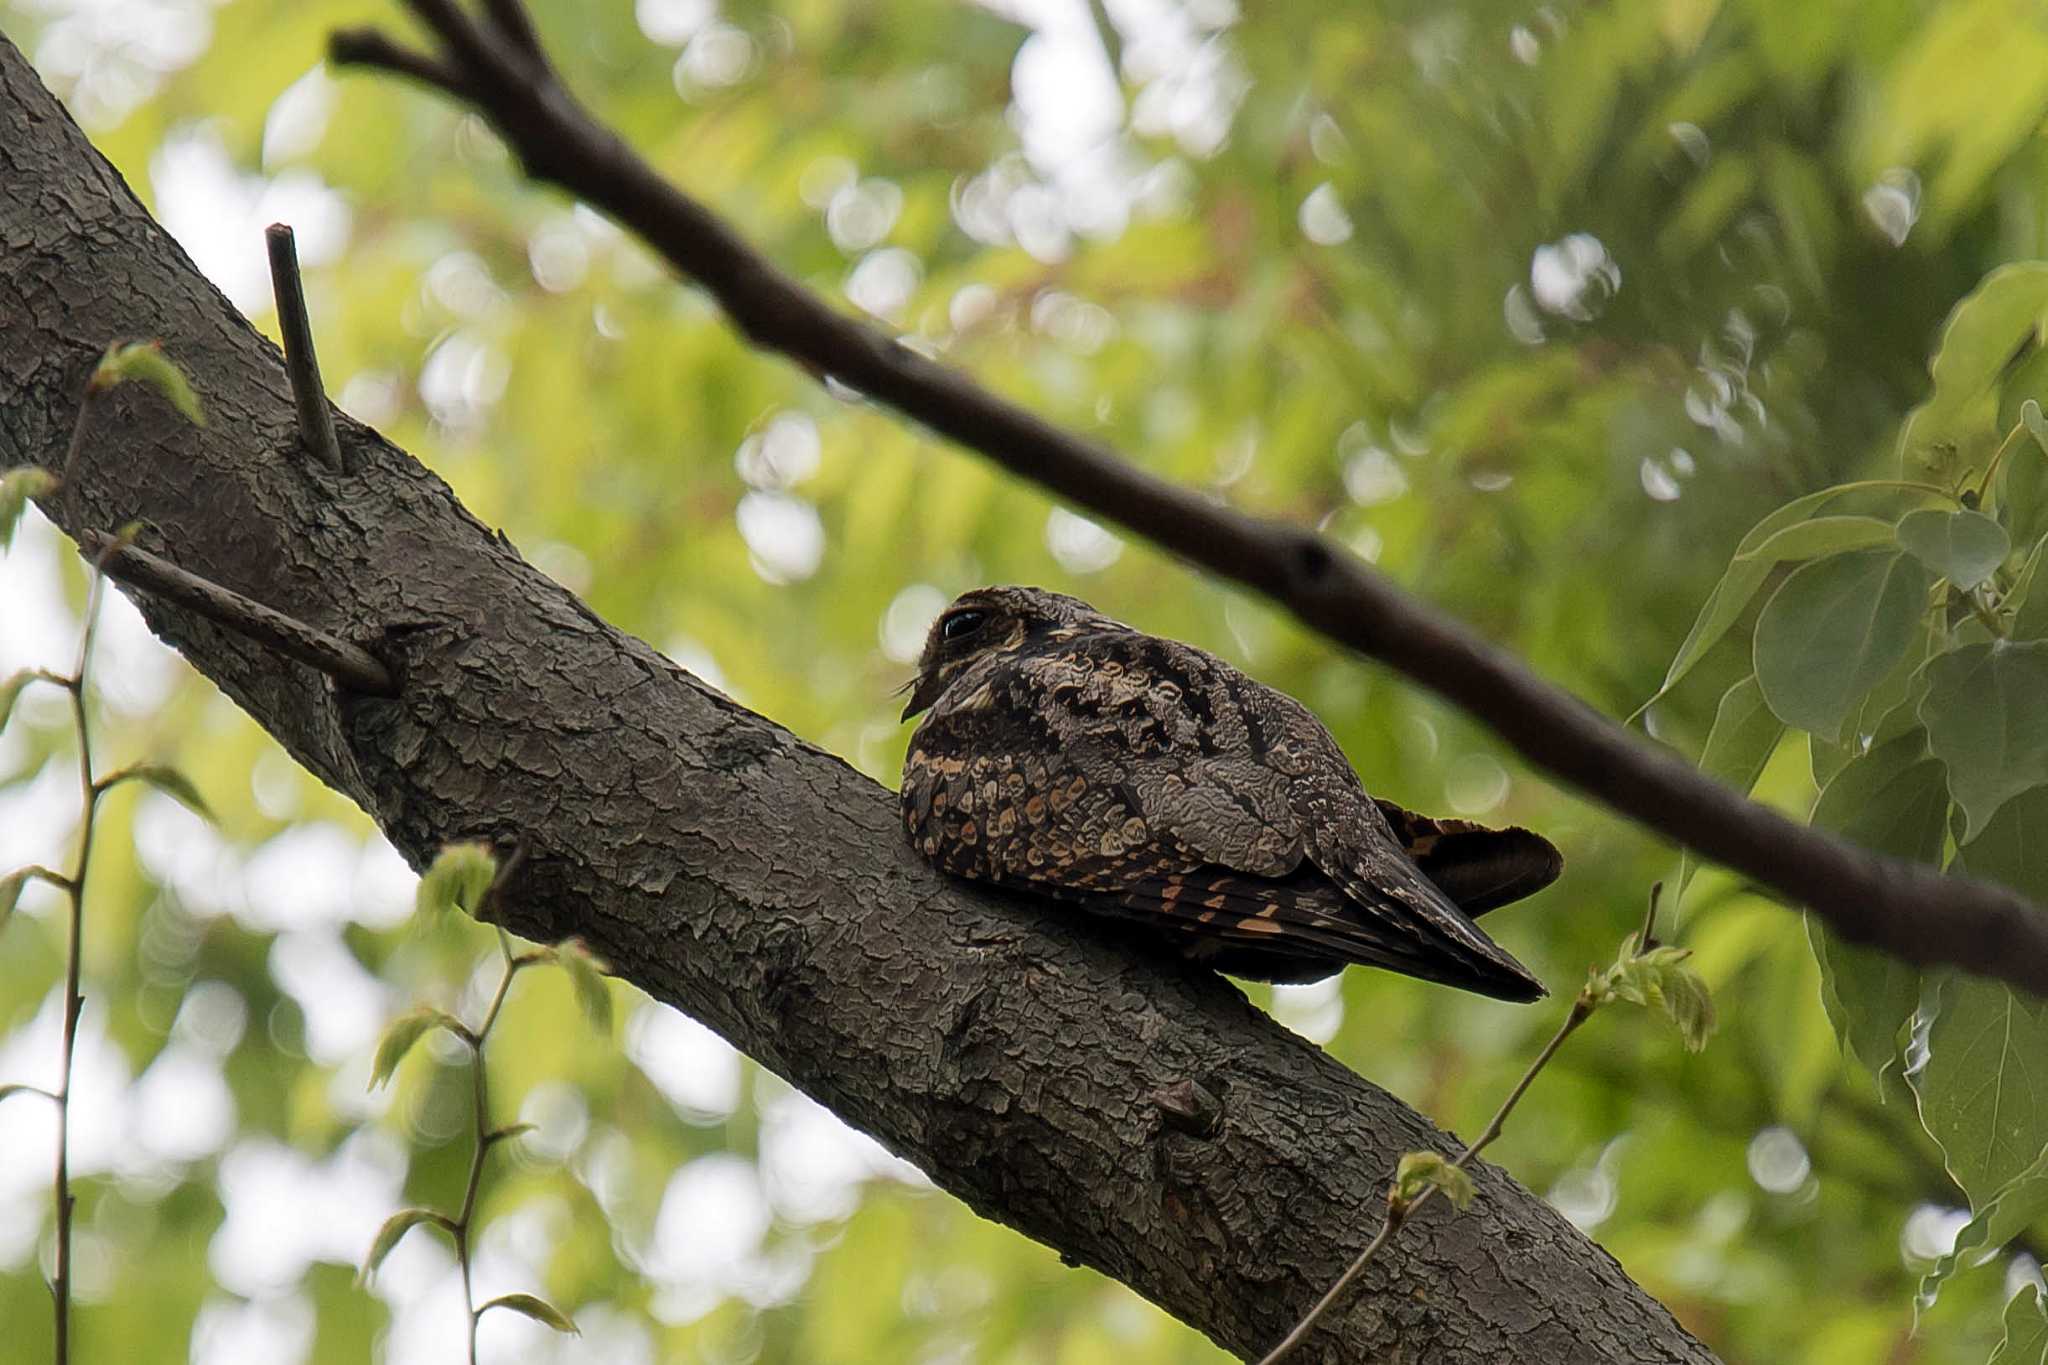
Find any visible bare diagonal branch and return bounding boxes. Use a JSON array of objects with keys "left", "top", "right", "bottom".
[{"left": 327, "top": 0, "right": 2048, "bottom": 996}]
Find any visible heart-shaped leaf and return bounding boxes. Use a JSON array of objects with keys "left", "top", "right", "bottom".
[
  {"left": 1755, "top": 549, "right": 1929, "bottom": 741},
  {"left": 1895, "top": 507, "right": 2010, "bottom": 589},
  {"left": 1918, "top": 641, "right": 2048, "bottom": 836}
]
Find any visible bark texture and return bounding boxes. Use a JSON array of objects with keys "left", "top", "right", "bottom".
[{"left": 0, "top": 40, "right": 1714, "bottom": 1364}]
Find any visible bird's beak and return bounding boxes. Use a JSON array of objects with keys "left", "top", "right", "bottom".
[{"left": 899, "top": 670, "right": 946, "bottom": 721}]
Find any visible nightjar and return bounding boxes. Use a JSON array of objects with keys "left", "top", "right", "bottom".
[{"left": 898, "top": 586, "right": 1561, "bottom": 1000}]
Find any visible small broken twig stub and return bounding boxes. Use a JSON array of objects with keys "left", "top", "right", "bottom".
[
  {"left": 76, "top": 531, "right": 395, "bottom": 696},
  {"left": 264, "top": 223, "right": 350, "bottom": 475}
]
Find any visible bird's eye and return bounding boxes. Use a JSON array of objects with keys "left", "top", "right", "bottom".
[{"left": 939, "top": 609, "right": 988, "bottom": 643}]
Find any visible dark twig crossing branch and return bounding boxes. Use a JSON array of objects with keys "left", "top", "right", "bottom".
[
  {"left": 327, "top": 0, "right": 2048, "bottom": 997},
  {"left": 73, "top": 531, "right": 396, "bottom": 696},
  {"left": 263, "top": 223, "right": 348, "bottom": 475}
]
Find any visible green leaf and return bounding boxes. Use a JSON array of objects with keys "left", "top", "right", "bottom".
[
  {"left": 1637, "top": 487, "right": 1886, "bottom": 715},
  {"left": 1806, "top": 730, "right": 1948, "bottom": 1083},
  {"left": 1899, "top": 262, "right": 2048, "bottom": 470},
  {"left": 1911, "top": 971, "right": 2048, "bottom": 1212},
  {"left": 1754, "top": 550, "right": 1930, "bottom": 741},
  {"left": 557, "top": 938, "right": 614, "bottom": 1035},
  {"left": 1393, "top": 1150, "right": 1475, "bottom": 1212},
  {"left": 477, "top": 1293, "right": 580, "bottom": 1335},
  {"left": 1918, "top": 641, "right": 2048, "bottom": 837},
  {"left": 1895, "top": 507, "right": 2011, "bottom": 589},
  {"left": 1597, "top": 938, "right": 1717, "bottom": 1052},
  {"left": 1918, "top": 1145, "right": 2048, "bottom": 1310},
  {"left": 1736, "top": 515, "right": 1901, "bottom": 565},
  {"left": 369, "top": 1005, "right": 466, "bottom": 1089},
  {"left": 416, "top": 841, "right": 499, "bottom": 917},
  {"left": 2026, "top": 398, "right": 2048, "bottom": 455},
  {"left": 0, "top": 467, "right": 58, "bottom": 551},
  {"left": 90, "top": 340, "right": 207, "bottom": 426},
  {"left": 1676, "top": 674, "right": 1783, "bottom": 908},
  {"left": 2014, "top": 535, "right": 2048, "bottom": 641},
  {"left": 98, "top": 763, "right": 215, "bottom": 822},
  {"left": 1990, "top": 1283, "right": 2048, "bottom": 1365},
  {"left": 1912, "top": 782, "right": 2048, "bottom": 1305},
  {"left": 359, "top": 1207, "right": 451, "bottom": 1284}
]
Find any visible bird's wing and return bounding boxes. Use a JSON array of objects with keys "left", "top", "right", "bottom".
[
  {"left": 1371, "top": 799, "right": 1563, "bottom": 917},
  {"left": 902, "top": 633, "right": 1546, "bottom": 999}
]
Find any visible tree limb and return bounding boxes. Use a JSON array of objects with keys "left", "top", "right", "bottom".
[
  {"left": 0, "top": 36, "right": 1714, "bottom": 1363},
  {"left": 326, "top": 0, "right": 2048, "bottom": 996}
]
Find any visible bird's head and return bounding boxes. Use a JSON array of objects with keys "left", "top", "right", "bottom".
[{"left": 899, "top": 585, "right": 1113, "bottom": 720}]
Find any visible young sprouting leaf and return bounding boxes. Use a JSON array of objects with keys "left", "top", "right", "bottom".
[
  {"left": 98, "top": 763, "right": 215, "bottom": 823},
  {"left": 1754, "top": 549, "right": 1929, "bottom": 741},
  {"left": 1393, "top": 1151, "right": 1475, "bottom": 1212},
  {"left": 477, "top": 1293, "right": 580, "bottom": 1335},
  {"left": 369, "top": 1005, "right": 466, "bottom": 1089},
  {"left": 0, "top": 468, "right": 59, "bottom": 552},
  {"left": 1918, "top": 641, "right": 2048, "bottom": 837},
  {"left": 416, "top": 841, "right": 499, "bottom": 917},
  {"left": 1895, "top": 507, "right": 2010, "bottom": 589},
  {"left": 90, "top": 340, "right": 207, "bottom": 426},
  {"left": 557, "top": 938, "right": 614, "bottom": 1035},
  {"left": 486, "top": 1122, "right": 538, "bottom": 1148},
  {"left": 359, "top": 1206, "right": 452, "bottom": 1284},
  {"left": 1596, "top": 937, "right": 1717, "bottom": 1052}
]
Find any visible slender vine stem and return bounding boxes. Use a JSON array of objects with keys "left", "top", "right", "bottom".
[
  {"left": 48, "top": 544, "right": 119, "bottom": 1365},
  {"left": 1253, "top": 993, "right": 1598, "bottom": 1365},
  {"left": 454, "top": 926, "right": 531, "bottom": 1365},
  {"left": 1257, "top": 885, "right": 1694, "bottom": 1363}
]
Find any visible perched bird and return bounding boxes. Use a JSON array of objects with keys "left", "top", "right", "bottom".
[{"left": 898, "top": 586, "right": 1561, "bottom": 1001}]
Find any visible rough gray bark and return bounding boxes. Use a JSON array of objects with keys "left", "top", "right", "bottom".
[{"left": 0, "top": 39, "right": 1714, "bottom": 1364}]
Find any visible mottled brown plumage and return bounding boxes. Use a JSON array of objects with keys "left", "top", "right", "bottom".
[{"left": 898, "top": 587, "right": 1561, "bottom": 1001}]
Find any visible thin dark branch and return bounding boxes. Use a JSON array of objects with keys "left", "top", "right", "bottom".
[
  {"left": 327, "top": 0, "right": 2048, "bottom": 998},
  {"left": 328, "top": 28, "right": 474, "bottom": 101},
  {"left": 73, "top": 532, "right": 396, "bottom": 696},
  {"left": 263, "top": 224, "right": 348, "bottom": 475},
  {"left": 479, "top": 0, "right": 545, "bottom": 64}
]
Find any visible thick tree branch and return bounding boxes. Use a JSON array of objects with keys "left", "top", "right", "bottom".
[
  {"left": 326, "top": 0, "right": 2048, "bottom": 997},
  {"left": 0, "top": 37, "right": 1713, "bottom": 1363}
]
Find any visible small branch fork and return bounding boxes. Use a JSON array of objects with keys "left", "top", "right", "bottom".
[{"left": 328, "top": 0, "right": 2048, "bottom": 997}]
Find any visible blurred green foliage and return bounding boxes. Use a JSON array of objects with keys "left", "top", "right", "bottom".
[{"left": 5, "top": 0, "right": 2048, "bottom": 1360}]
